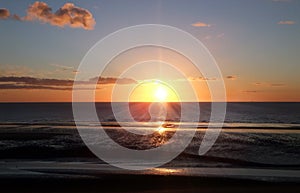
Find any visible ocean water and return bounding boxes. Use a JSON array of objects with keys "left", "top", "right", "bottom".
[
  {"left": 1, "top": 102, "right": 300, "bottom": 124},
  {"left": 0, "top": 102, "right": 299, "bottom": 175}
]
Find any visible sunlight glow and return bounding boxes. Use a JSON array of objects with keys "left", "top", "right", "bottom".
[
  {"left": 129, "top": 80, "right": 179, "bottom": 102},
  {"left": 154, "top": 87, "right": 168, "bottom": 102},
  {"left": 157, "top": 126, "right": 166, "bottom": 134}
]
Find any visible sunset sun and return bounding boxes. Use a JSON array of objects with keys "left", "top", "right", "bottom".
[
  {"left": 129, "top": 80, "right": 179, "bottom": 102},
  {"left": 154, "top": 87, "right": 168, "bottom": 102}
]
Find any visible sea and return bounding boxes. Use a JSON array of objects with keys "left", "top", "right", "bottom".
[{"left": 0, "top": 102, "right": 299, "bottom": 180}]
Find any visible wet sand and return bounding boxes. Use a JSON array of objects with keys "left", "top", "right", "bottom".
[
  {"left": 0, "top": 125, "right": 299, "bottom": 192},
  {"left": 0, "top": 161, "right": 300, "bottom": 193}
]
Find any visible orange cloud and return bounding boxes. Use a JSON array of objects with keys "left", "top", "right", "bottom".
[
  {"left": 278, "top": 20, "right": 296, "bottom": 25},
  {"left": 189, "top": 76, "right": 217, "bottom": 81},
  {"left": 0, "top": 8, "right": 22, "bottom": 21},
  {"left": 253, "top": 82, "right": 286, "bottom": 87},
  {"left": 254, "top": 82, "right": 262, "bottom": 85},
  {"left": 192, "top": 22, "right": 211, "bottom": 27},
  {"left": 270, "top": 83, "right": 286, "bottom": 87},
  {"left": 50, "top": 63, "right": 75, "bottom": 72},
  {"left": 226, "top": 75, "right": 237, "bottom": 80},
  {"left": 23, "top": 2, "right": 95, "bottom": 30},
  {"left": 72, "top": 70, "right": 79, "bottom": 74},
  {"left": 0, "top": 76, "right": 137, "bottom": 90},
  {"left": 0, "top": 8, "right": 10, "bottom": 19},
  {"left": 242, "top": 90, "right": 260, "bottom": 93}
]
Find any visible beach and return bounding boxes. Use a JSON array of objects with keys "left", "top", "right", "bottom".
[
  {"left": 0, "top": 160, "right": 300, "bottom": 193},
  {"left": 0, "top": 123, "right": 300, "bottom": 192},
  {"left": 0, "top": 103, "right": 299, "bottom": 192}
]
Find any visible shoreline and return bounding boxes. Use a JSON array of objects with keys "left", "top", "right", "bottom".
[{"left": 0, "top": 117, "right": 299, "bottom": 192}]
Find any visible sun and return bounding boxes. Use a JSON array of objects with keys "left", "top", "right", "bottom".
[
  {"left": 129, "top": 80, "right": 179, "bottom": 102},
  {"left": 154, "top": 87, "right": 168, "bottom": 102}
]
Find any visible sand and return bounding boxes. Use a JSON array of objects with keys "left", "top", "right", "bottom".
[{"left": 0, "top": 161, "right": 299, "bottom": 193}]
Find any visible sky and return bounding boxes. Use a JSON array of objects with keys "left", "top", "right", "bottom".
[{"left": 0, "top": 0, "right": 299, "bottom": 102}]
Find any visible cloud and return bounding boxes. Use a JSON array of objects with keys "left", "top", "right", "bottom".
[
  {"left": 0, "top": 2, "right": 96, "bottom": 30},
  {"left": 253, "top": 82, "right": 286, "bottom": 87},
  {"left": 189, "top": 76, "right": 217, "bottom": 81},
  {"left": 242, "top": 90, "right": 260, "bottom": 93},
  {"left": 0, "top": 8, "right": 21, "bottom": 21},
  {"left": 12, "top": 14, "right": 21, "bottom": 21},
  {"left": 0, "top": 64, "right": 76, "bottom": 79},
  {"left": 278, "top": 20, "right": 296, "bottom": 25},
  {"left": 192, "top": 22, "right": 211, "bottom": 27},
  {"left": 0, "top": 76, "right": 73, "bottom": 86},
  {"left": 49, "top": 63, "right": 81, "bottom": 75},
  {"left": 50, "top": 63, "right": 74, "bottom": 70},
  {"left": 0, "top": 8, "right": 10, "bottom": 19},
  {"left": 226, "top": 75, "right": 237, "bottom": 80},
  {"left": 254, "top": 82, "right": 262, "bottom": 86},
  {"left": 270, "top": 83, "right": 286, "bottom": 87},
  {"left": 0, "top": 64, "right": 30, "bottom": 77},
  {"left": 89, "top": 77, "right": 137, "bottom": 85},
  {"left": 0, "top": 76, "right": 137, "bottom": 90},
  {"left": 50, "top": 63, "right": 78, "bottom": 74},
  {"left": 190, "top": 75, "right": 237, "bottom": 81},
  {"left": 202, "top": 33, "right": 225, "bottom": 41},
  {"left": 0, "top": 84, "right": 72, "bottom": 90},
  {"left": 24, "top": 2, "right": 96, "bottom": 30}
]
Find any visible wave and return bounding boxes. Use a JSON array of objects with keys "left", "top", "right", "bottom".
[{"left": 1, "top": 121, "right": 300, "bottom": 130}]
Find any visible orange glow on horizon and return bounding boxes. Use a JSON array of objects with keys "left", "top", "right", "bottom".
[
  {"left": 129, "top": 81, "right": 179, "bottom": 102},
  {"left": 0, "top": 87, "right": 299, "bottom": 102}
]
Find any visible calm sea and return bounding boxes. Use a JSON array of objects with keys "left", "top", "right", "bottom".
[
  {"left": 0, "top": 102, "right": 299, "bottom": 175},
  {"left": 1, "top": 102, "right": 300, "bottom": 125}
]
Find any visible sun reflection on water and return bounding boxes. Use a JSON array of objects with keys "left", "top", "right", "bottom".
[
  {"left": 156, "top": 126, "right": 166, "bottom": 134},
  {"left": 152, "top": 168, "right": 181, "bottom": 175}
]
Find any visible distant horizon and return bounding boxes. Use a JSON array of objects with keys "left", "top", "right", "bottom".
[{"left": 1, "top": 101, "right": 299, "bottom": 103}]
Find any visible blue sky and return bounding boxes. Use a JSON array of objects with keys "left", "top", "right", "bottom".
[{"left": 0, "top": 0, "right": 299, "bottom": 101}]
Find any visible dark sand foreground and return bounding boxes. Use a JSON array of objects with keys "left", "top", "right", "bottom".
[
  {"left": 0, "top": 161, "right": 299, "bottom": 193},
  {"left": 1, "top": 173, "right": 300, "bottom": 193}
]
